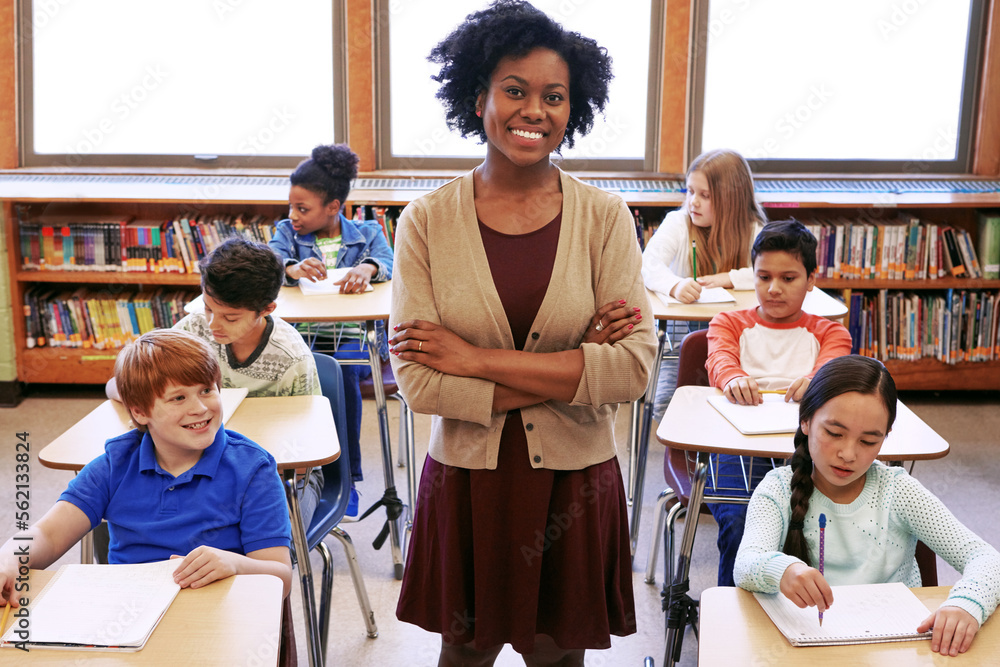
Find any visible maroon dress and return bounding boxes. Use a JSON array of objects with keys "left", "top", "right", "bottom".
[{"left": 395, "top": 213, "right": 636, "bottom": 653}]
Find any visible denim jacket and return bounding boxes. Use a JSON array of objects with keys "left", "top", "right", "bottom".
[
  {"left": 269, "top": 214, "right": 394, "bottom": 286},
  {"left": 269, "top": 214, "right": 394, "bottom": 357}
]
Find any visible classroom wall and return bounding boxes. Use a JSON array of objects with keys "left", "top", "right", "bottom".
[{"left": 0, "top": 0, "right": 999, "bottom": 386}]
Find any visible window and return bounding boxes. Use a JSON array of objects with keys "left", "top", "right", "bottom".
[
  {"left": 376, "top": 0, "right": 661, "bottom": 171},
  {"left": 690, "top": 0, "right": 987, "bottom": 173},
  {"left": 19, "top": 0, "right": 346, "bottom": 168}
]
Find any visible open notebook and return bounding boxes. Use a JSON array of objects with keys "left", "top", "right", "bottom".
[
  {"left": 298, "top": 268, "right": 374, "bottom": 296},
  {"left": 754, "top": 582, "right": 933, "bottom": 647},
  {"left": 707, "top": 393, "right": 799, "bottom": 435},
  {"left": 0, "top": 560, "right": 181, "bottom": 651}
]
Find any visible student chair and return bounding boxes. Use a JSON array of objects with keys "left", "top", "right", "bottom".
[{"left": 307, "top": 352, "right": 379, "bottom": 655}]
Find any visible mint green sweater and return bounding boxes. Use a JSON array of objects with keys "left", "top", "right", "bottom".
[{"left": 735, "top": 461, "right": 1000, "bottom": 625}]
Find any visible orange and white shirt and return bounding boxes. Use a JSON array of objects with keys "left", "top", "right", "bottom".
[{"left": 706, "top": 308, "right": 852, "bottom": 391}]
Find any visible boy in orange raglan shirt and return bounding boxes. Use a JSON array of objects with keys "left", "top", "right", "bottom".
[{"left": 706, "top": 219, "right": 852, "bottom": 586}]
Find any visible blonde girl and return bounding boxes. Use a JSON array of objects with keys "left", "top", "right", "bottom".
[{"left": 642, "top": 148, "right": 765, "bottom": 304}]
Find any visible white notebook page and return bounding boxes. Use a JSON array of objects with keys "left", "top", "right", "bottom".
[{"left": 754, "top": 582, "right": 933, "bottom": 646}]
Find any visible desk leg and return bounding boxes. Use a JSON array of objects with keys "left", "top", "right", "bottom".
[
  {"left": 285, "top": 473, "right": 324, "bottom": 667},
  {"left": 628, "top": 320, "right": 667, "bottom": 557},
  {"left": 80, "top": 531, "right": 94, "bottom": 565},
  {"left": 364, "top": 321, "right": 406, "bottom": 580},
  {"left": 663, "top": 450, "right": 708, "bottom": 667}
]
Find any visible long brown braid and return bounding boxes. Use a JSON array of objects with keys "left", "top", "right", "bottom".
[
  {"left": 782, "top": 427, "right": 815, "bottom": 564},
  {"left": 781, "top": 355, "right": 898, "bottom": 564}
]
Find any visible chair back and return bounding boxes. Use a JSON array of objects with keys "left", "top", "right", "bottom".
[
  {"left": 307, "top": 352, "right": 353, "bottom": 549},
  {"left": 675, "top": 328, "right": 710, "bottom": 389},
  {"left": 664, "top": 328, "right": 712, "bottom": 510},
  {"left": 915, "top": 540, "right": 938, "bottom": 586}
]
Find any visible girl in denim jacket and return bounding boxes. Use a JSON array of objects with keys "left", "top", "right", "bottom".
[{"left": 269, "top": 143, "right": 394, "bottom": 517}]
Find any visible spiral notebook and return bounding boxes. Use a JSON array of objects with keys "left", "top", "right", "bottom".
[{"left": 754, "top": 582, "right": 933, "bottom": 647}]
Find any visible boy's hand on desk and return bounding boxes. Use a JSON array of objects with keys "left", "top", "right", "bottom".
[
  {"left": 786, "top": 377, "right": 810, "bottom": 402},
  {"left": 0, "top": 567, "right": 19, "bottom": 607},
  {"left": 919, "top": 606, "right": 979, "bottom": 656},
  {"left": 288, "top": 258, "right": 327, "bottom": 282},
  {"left": 779, "top": 562, "right": 833, "bottom": 613},
  {"left": 671, "top": 278, "right": 702, "bottom": 304},
  {"left": 583, "top": 300, "right": 640, "bottom": 345},
  {"left": 724, "top": 376, "right": 762, "bottom": 405},
  {"left": 171, "top": 546, "right": 239, "bottom": 590}
]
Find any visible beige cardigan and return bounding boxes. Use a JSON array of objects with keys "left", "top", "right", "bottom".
[{"left": 389, "top": 169, "right": 658, "bottom": 470}]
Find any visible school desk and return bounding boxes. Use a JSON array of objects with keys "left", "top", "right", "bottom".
[
  {"left": 186, "top": 282, "right": 408, "bottom": 580},
  {"left": 655, "top": 385, "right": 949, "bottom": 667},
  {"left": 698, "top": 585, "right": 998, "bottom": 666},
  {"left": 0, "top": 569, "right": 283, "bottom": 666},
  {"left": 626, "top": 288, "right": 849, "bottom": 555},
  {"left": 38, "top": 393, "right": 337, "bottom": 667}
]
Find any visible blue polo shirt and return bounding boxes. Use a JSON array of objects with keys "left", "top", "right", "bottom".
[{"left": 60, "top": 427, "right": 292, "bottom": 564}]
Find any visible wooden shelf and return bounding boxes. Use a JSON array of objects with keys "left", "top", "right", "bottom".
[
  {"left": 15, "top": 270, "right": 201, "bottom": 286},
  {"left": 19, "top": 346, "right": 120, "bottom": 384},
  {"left": 883, "top": 358, "right": 1000, "bottom": 392}
]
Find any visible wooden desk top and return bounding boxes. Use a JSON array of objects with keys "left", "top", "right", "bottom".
[
  {"left": 699, "top": 586, "right": 998, "bottom": 666},
  {"left": 39, "top": 393, "right": 339, "bottom": 471},
  {"left": 0, "top": 570, "right": 283, "bottom": 666},
  {"left": 186, "top": 282, "right": 392, "bottom": 324},
  {"left": 646, "top": 287, "right": 848, "bottom": 322},
  {"left": 656, "top": 386, "right": 949, "bottom": 461}
]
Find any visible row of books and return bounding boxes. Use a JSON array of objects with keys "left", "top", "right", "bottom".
[
  {"left": 802, "top": 213, "right": 1000, "bottom": 281},
  {"left": 22, "top": 286, "right": 190, "bottom": 349},
  {"left": 18, "top": 214, "right": 280, "bottom": 275},
  {"left": 351, "top": 205, "right": 402, "bottom": 248},
  {"left": 846, "top": 289, "right": 1000, "bottom": 363}
]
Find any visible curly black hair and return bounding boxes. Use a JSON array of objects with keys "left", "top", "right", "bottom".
[
  {"left": 429, "top": 0, "right": 613, "bottom": 149},
  {"left": 199, "top": 237, "right": 284, "bottom": 313},
  {"left": 290, "top": 143, "right": 360, "bottom": 205}
]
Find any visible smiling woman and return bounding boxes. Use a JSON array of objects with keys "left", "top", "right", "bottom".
[{"left": 388, "top": 2, "right": 658, "bottom": 665}]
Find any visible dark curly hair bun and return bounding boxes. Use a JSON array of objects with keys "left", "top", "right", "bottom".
[
  {"left": 291, "top": 143, "right": 360, "bottom": 205},
  {"left": 311, "top": 144, "right": 360, "bottom": 182}
]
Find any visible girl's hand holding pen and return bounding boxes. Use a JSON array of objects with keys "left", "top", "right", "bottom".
[
  {"left": 779, "top": 562, "right": 833, "bottom": 615},
  {"left": 671, "top": 278, "right": 702, "bottom": 304},
  {"left": 287, "top": 257, "right": 327, "bottom": 282},
  {"left": 584, "top": 300, "right": 641, "bottom": 345}
]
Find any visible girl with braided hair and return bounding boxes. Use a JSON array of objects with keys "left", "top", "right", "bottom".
[{"left": 735, "top": 355, "right": 1000, "bottom": 657}]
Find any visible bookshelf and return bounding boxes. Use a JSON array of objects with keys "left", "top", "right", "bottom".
[
  {"left": 4, "top": 173, "right": 1000, "bottom": 390},
  {"left": 2, "top": 175, "right": 293, "bottom": 384}
]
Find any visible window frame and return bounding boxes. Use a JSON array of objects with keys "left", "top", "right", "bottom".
[
  {"left": 16, "top": 0, "right": 349, "bottom": 169},
  {"left": 373, "top": 0, "right": 664, "bottom": 172},
  {"left": 687, "top": 0, "right": 989, "bottom": 174}
]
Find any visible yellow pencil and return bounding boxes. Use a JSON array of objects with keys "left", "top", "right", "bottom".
[
  {"left": 758, "top": 390, "right": 787, "bottom": 395},
  {"left": 0, "top": 602, "right": 11, "bottom": 634}
]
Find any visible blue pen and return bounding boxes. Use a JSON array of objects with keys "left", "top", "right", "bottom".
[{"left": 818, "top": 513, "right": 826, "bottom": 626}]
